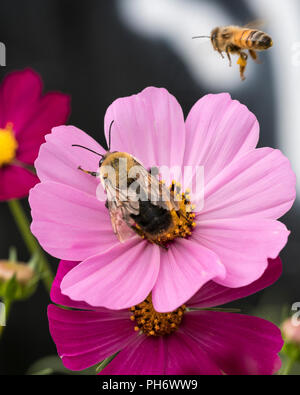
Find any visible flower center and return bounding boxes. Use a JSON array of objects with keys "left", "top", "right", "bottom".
[
  {"left": 134, "top": 181, "right": 196, "bottom": 247},
  {"left": 130, "top": 294, "right": 186, "bottom": 336},
  {"left": 0, "top": 123, "right": 18, "bottom": 167}
]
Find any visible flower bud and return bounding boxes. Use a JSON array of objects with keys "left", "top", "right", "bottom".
[
  {"left": 0, "top": 260, "right": 34, "bottom": 285},
  {"left": 282, "top": 318, "right": 300, "bottom": 345}
]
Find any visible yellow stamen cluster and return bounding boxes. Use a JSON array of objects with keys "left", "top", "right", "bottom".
[
  {"left": 156, "top": 181, "right": 196, "bottom": 246},
  {"left": 130, "top": 295, "right": 186, "bottom": 336},
  {"left": 0, "top": 123, "right": 18, "bottom": 167}
]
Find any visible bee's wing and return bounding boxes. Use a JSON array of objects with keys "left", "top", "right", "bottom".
[
  {"left": 244, "top": 19, "right": 265, "bottom": 29},
  {"left": 133, "top": 165, "right": 180, "bottom": 211},
  {"left": 105, "top": 180, "right": 138, "bottom": 243},
  {"left": 106, "top": 199, "right": 137, "bottom": 243}
]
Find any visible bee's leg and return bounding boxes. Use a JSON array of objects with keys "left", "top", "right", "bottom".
[
  {"left": 218, "top": 50, "right": 224, "bottom": 59},
  {"left": 249, "top": 49, "right": 261, "bottom": 64},
  {"left": 78, "top": 166, "right": 99, "bottom": 177},
  {"left": 225, "top": 46, "right": 232, "bottom": 67},
  {"left": 153, "top": 240, "right": 168, "bottom": 250},
  {"left": 105, "top": 199, "right": 109, "bottom": 209},
  {"left": 237, "top": 51, "right": 248, "bottom": 81}
]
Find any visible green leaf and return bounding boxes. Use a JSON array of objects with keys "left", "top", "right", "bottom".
[
  {"left": 4, "top": 274, "right": 18, "bottom": 300},
  {"left": 96, "top": 352, "right": 118, "bottom": 373},
  {"left": 282, "top": 341, "right": 300, "bottom": 362},
  {"left": 27, "top": 355, "right": 97, "bottom": 375}
]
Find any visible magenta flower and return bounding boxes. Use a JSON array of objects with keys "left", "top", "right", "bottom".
[
  {"left": 0, "top": 68, "right": 70, "bottom": 201},
  {"left": 48, "top": 257, "right": 283, "bottom": 375},
  {"left": 29, "top": 87, "right": 295, "bottom": 312}
]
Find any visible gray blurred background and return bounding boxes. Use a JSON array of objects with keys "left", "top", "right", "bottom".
[{"left": 0, "top": 0, "right": 299, "bottom": 374}]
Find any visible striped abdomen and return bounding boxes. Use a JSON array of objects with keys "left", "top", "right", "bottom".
[
  {"left": 131, "top": 200, "right": 172, "bottom": 235},
  {"left": 235, "top": 29, "right": 273, "bottom": 50}
]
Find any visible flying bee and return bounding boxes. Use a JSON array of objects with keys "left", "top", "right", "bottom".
[
  {"left": 193, "top": 21, "right": 273, "bottom": 80},
  {"left": 72, "top": 121, "right": 195, "bottom": 248}
]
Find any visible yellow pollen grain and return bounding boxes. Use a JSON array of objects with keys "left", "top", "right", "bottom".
[{"left": 0, "top": 123, "right": 18, "bottom": 167}]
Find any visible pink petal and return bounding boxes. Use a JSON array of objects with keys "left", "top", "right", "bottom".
[
  {"left": 51, "top": 260, "right": 97, "bottom": 310},
  {"left": 187, "top": 257, "right": 282, "bottom": 309},
  {"left": 51, "top": 260, "right": 115, "bottom": 312},
  {"left": 48, "top": 304, "right": 135, "bottom": 371},
  {"left": 104, "top": 87, "right": 186, "bottom": 171},
  {"left": 199, "top": 148, "right": 296, "bottom": 220},
  {"left": 0, "top": 165, "right": 39, "bottom": 201},
  {"left": 152, "top": 238, "right": 225, "bottom": 312},
  {"left": 184, "top": 93, "right": 259, "bottom": 185},
  {"left": 34, "top": 125, "right": 105, "bottom": 196},
  {"left": 193, "top": 218, "right": 289, "bottom": 287},
  {"left": 100, "top": 335, "right": 167, "bottom": 375},
  {"left": 182, "top": 311, "right": 283, "bottom": 375},
  {"left": 101, "top": 331, "right": 221, "bottom": 375},
  {"left": 29, "top": 181, "right": 117, "bottom": 261},
  {"left": 17, "top": 92, "right": 71, "bottom": 164},
  {"left": 0, "top": 68, "right": 42, "bottom": 132},
  {"left": 165, "top": 330, "right": 221, "bottom": 375},
  {"left": 60, "top": 238, "right": 160, "bottom": 309}
]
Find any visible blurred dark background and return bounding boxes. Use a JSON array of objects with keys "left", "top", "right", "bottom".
[{"left": 0, "top": 0, "right": 299, "bottom": 374}]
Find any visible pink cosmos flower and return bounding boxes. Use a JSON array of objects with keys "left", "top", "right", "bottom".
[
  {"left": 29, "top": 87, "right": 295, "bottom": 312},
  {"left": 0, "top": 68, "right": 70, "bottom": 201},
  {"left": 48, "top": 257, "right": 283, "bottom": 375}
]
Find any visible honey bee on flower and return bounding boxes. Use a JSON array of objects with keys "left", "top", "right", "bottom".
[{"left": 72, "top": 121, "right": 197, "bottom": 249}]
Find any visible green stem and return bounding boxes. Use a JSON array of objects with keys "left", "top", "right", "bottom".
[
  {"left": 282, "top": 357, "right": 296, "bottom": 375},
  {"left": 0, "top": 298, "right": 12, "bottom": 337},
  {"left": 7, "top": 199, "right": 53, "bottom": 293}
]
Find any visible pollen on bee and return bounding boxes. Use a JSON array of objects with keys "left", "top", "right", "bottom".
[{"left": 134, "top": 180, "right": 196, "bottom": 248}]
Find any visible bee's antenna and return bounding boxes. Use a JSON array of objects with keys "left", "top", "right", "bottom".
[
  {"left": 108, "top": 120, "right": 114, "bottom": 151},
  {"left": 192, "top": 35, "right": 211, "bottom": 39},
  {"left": 72, "top": 145, "right": 104, "bottom": 157}
]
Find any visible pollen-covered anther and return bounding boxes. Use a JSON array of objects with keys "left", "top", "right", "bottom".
[
  {"left": 0, "top": 123, "right": 18, "bottom": 167},
  {"left": 130, "top": 295, "right": 186, "bottom": 336}
]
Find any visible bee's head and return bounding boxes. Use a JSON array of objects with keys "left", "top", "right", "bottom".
[
  {"left": 99, "top": 154, "right": 106, "bottom": 167},
  {"left": 98, "top": 151, "right": 119, "bottom": 168},
  {"left": 211, "top": 27, "right": 220, "bottom": 50},
  {"left": 259, "top": 35, "right": 273, "bottom": 50}
]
